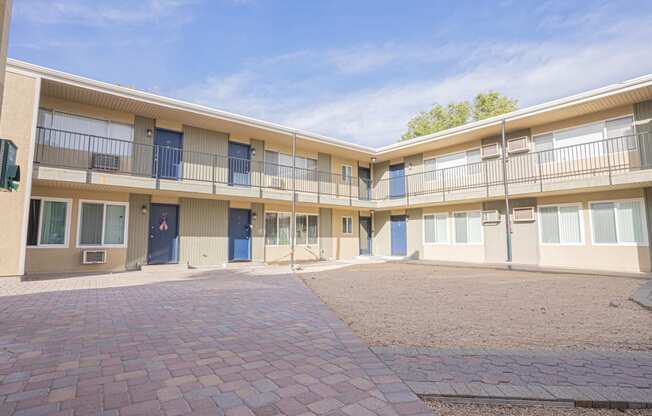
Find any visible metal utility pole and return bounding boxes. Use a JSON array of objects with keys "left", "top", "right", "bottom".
[
  {"left": 500, "top": 119, "right": 512, "bottom": 264},
  {"left": 290, "top": 132, "right": 296, "bottom": 270}
]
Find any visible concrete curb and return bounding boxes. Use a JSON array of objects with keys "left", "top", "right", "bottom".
[{"left": 630, "top": 279, "right": 652, "bottom": 310}]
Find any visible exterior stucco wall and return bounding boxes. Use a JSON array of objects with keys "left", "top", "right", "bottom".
[
  {"left": 421, "top": 202, "right": 485, "bottom": 263},
  {"left": 251, "top": 202, "right": 265, "bottom": 262},
  {"left": 25, "top": 186, "right": 129, "bottom": 274},
  {"left": 182, "top": 125, "right": 229, "bottom": 183},
  {"left": 483, "top": 198, "right": 539, "bottom": 265},
  {"left": 537, "top": 188, "right": 650, "bottom": 272},
  {"left": 0, "top": 71, "right": 39, "bottom": 276},
  {"left": 332, "top": 209, "right": 359, "bottom": 260},
  {"left": 406, "top": 208, "right": 423, "bottom": 259},
  {"left": 319, "top": 207, "right": 333, "bottom": 260},
  {"left": 178, "top": 198, "right": 228, "bottom": 267},
  {"left": 373, "top": 210, "right": 391, "bottom": 256},
  {"left": 126, "top": 193, "right": 150, "bottom": 270}
]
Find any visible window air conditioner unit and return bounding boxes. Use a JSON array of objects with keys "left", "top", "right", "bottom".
[
  {"left": 270, "top": 177, "right": 286, "bottom": 189},
  {"left": 82, "top": 250, "right": 107, "bottom": 264},
  {"left": 481, "top": 143, "right": 501, "bottom": 159},
  {"left": 507, "top": 136, "right": 530, "bottom": 154},
  {"left": 513, "top": 207, "right": 535, "bottom": 222},
  {"left": 92, "top": 153, "right": 120, "bottom": 171},
  {"left": 481, "top": 210, "right": 500, "bottom": 224}
]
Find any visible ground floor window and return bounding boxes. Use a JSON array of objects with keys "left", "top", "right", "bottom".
[
  {"left": 539, "top": 204, "right": 583, "bottom": 245},
  {"left": 424, "top": 213, "right": 448, "bottom": 244},
  {"left": 27, "top": 197, "right": 71, "bottom": 247},
  {"left": 265, "top": 212, "right": 317, "bottom": 246},
  {"left": 78, "top": 200, "right": 128, "bottom": 247},
  {"left": 342, "top": 216, "right": 353, "bottom": 234},
  {"left": 453, "top": 211, "right": 482, "bottom": 244},
  {"left": 590, "top": 199, "right": 647, "bottom": 245}
]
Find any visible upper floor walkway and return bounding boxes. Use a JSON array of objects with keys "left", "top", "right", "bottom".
[{"left": 33, "top": 125, "right": 652, "bottom": 209}]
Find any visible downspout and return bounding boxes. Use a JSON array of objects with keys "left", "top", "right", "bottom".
[
  {"left": 500, "top": 119, "right": 513, "bottom": 265},
  {"left": 291, "top": 131, "right": 296, "bottom": 270}
]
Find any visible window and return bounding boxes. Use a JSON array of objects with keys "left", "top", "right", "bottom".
[
  {"left": 264, "top": 212, "right": 317, "bottom": 246},
  {"left": 38, "top": 108, "right": 134, "bottom": 141},
  {"left": 453, "top": 211, "right": 482, "bottom": 244},
  {"left": 341, "top": 165, "right": 353, "bottom": 184},
  {"left": 26, "top": 198, "right": 71, "bottom": 247},
  {"left": 538, "top": 204, "right": 583, "bottom": 245},
  {"left": 590, "top": 200, "right": 647, "bottom": 245},
  {"left": 424, "top": 214, "right": 448, "bottom": 244},
  {"left": 78, "top": 201, "right": 128, "bottom": 247},
  {"left": 342, "top": 216, "right": 353, "bottom": 234},
  {"left": 296, "top": 214, "right": 319, "bottom": 245},
  {"left": 264, "top": 151, "right": 317, "bottom": 180},
  {"left": 423, "top": 149, "right": 482, "bottom": 178}
]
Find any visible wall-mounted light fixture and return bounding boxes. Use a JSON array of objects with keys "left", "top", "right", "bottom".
[
  {"left": 252, "top": 212, "right": 257, "bottom": 221},
  {"left": 141, "top": 205, "right": 148, "bottom": 215},
  {"left": 250, "top": 148, "right": 257, "bottom": 157},
  {"left": 146, "top": 129, "right": 153, "bottom": 137},
  {"left": 371, "top": 157, "right": 377, "bottom": 163}
]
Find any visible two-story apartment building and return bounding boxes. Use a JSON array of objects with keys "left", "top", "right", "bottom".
[{"left": 2, "top": 59, "right": 652, "bottom": 277}]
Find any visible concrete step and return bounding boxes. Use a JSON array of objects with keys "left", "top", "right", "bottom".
[{"left": 140, "top": 263, "right": 188, "bottom": 272}]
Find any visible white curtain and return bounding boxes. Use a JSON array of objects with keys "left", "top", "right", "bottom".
[
  {"left": 616, "top": 201, "right": 644, "bottom": 243},
  {"left": 104, "top": 205, "right": 126, "bottom": 245},
  {"left": 454, "top": 213, "right": 468, "bottom": 243},
  {"left": 265, "top": 213, "right": 277, "bottom": 245},
  {"left": 40, "top": 200, "right": 67, "bottom": 245},
  {"left": 539, "top": 206, "right": 560, "bottom": 243},
  {"left": 591, "top": 202, "right": 617, "bottom": 244},
  {"left": 435, "top": 215, "right": 448, "bottom": 243},
  {"left": 468, "top": 212, "right": 482, "bottom": 243},
  {"left": 558, "top": 206, "right": 581, "bottom": 243},
  {"left": 424, "top": 215, "right": 436, "bottom": 243}
]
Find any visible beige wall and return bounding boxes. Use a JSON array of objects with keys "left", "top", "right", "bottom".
[
  {"left": 422, "top": 202, "right": 485, "bottom": 263},
  {"left": 263, "top": 203, "right": 320, "bottom": 263},
  {"left": 25, "top": 186, "right": 130, "bottom": 274},
  {"left": 331, "top": 209, "right": 359, "bottom": 260},
  {"left": 0, "top": 71, "right": 39, "bottom": 276},
  {"left": 39, "top": 96, "right": 135, "bottom": 125},
  {"left": 179, "top": 198, "right": 228, "bottom": 267},
  {"left": 537, "top": 188, "right": 650, "bottom": 272}
]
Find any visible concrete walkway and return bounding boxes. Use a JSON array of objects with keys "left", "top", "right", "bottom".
[
  {"left": 631, "top": 279, "right": 652, "bottom": 310},
  {"left": 0, "top": 270, "right": 431, "bottom": 416},
  {"left": 372, "top": 346, "right": 652, "bottom": 409}
]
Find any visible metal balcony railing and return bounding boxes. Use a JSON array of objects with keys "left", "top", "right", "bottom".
[{"left": 34, "top": 126, "right": 650, "bottom": 204}]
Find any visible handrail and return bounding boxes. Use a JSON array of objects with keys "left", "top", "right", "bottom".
[{"left": 34, "top": 126, "right": 648, "bottom": 203}]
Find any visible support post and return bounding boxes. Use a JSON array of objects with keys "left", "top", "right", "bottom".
[
  {"left": 291, "top": 132, "right": 296, "bottom": 271},
  {"left": 501, "top": 119, "right": 512, "bottom": 264}
]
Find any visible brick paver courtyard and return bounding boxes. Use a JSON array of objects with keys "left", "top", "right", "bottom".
[
  {"left": 373, "top": 346, "right": 652, "bottom": 408},
  {"left": 0, "top": 269, "right": 431, "bottom": 416}
]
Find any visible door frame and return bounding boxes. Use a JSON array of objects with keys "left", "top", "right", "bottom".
[
  {"left": 389, "top": 163, "right": 406, "bottom": 199},
  {"left": 228, "top": 141, "right": 251, "bottom": 186},
  {"left": 228, "top": 208, "right": 252, "bottom": 262},
  {"left": 153, "top": 128, "right": 183, "bottom": 180},
  {"left": 147, "top": 203, "right": 180, "bottom": 265}
]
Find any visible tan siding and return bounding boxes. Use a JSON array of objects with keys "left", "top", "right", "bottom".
[
  {"left": 319, "top": 207, "right": 333, "bottom": 260},
  {"left": 182, "top": 125, "right": 229, "bottom": 183},
  {"left": 251, "top": 202, "right": 264, "bottom": 261},
  {"left": 126, "top": 194, "right": 150, "bottom": 269},
  {"left": 134, "top": 116, "right": 154, "bottom": 176},
  {"left": 373, "top": 211, "right": 391, "bottom": 256},
  {"left": 332, "top": 209, "right": 358, "bottom": 260},
  {"left": 179, "top": 198, "right": 228, "bottom": 267},
  {"left": 407, "top": 208, "right": 423, "bottom": 259}
]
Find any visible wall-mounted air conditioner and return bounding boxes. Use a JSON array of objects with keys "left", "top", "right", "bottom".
[
  {"left": 513, "top": 207, "right": 536, "bottom": 222},
  {"left": 481, "top": 210, "right": 501, "bottom": 224},
  {"left": 507, "top": 136, "right": 530, "bottom": 154},
  {"left": 92, "top": 153, "right": 120, "bottom": 171},
  {"left": 82, "top": 250, "right": 107, "bottom": 264},
  {"left": 481, "top": 143, "right": 501, "bottom": 159}
]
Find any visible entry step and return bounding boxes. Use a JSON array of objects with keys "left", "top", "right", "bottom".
[{"left": 140, "top": 263, "right": 188, "bottom": 272}]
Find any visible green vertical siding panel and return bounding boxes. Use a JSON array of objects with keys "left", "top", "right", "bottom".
[
  {"left": 251, "top": 202, "right": 264, "bottom": 261},
  {"left": 133, "top": 116, "right": 154, "bottom": 176},
  {"left": 182, "top": 125, "right": 229, "bottom": 183},
  {"left": 179, "top": 198, "right": 228, "bottom": 267},
  {"left": 250, "top": 139, "right": 265, "bottom": 188},
  {"left": 373, "top": 210, "right": 391, "bottom": 256},
  {"left": 373, "top": 161, "right": 389, "bottom": 200},
  {"left": 126, "top": 193, "right": 150, "bottom": 270},
  {"left": 319, "top": 207, "right": 332, "bottom": 260},
  {"left": 406, "top": 208, "right": 422, "bottom": 259}
]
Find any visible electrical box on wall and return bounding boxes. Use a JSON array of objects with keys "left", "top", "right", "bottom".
[{"left": 0, "top": 139, "right": 20, "bottom": 192}]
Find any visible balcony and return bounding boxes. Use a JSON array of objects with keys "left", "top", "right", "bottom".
[{"left": 33, "top": 126, "right": 652, "bottom": 208}]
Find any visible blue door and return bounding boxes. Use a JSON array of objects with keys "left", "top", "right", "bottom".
[
  {"left": 389, "top": 163, "right": 405, "bottom": 199},
  {"left": 229, "top": 142, "right": 251, "bottom": 186},
  {"left": 391, "top": 215, "right": 407, "bottom": 256},
  {"left": 148, "top": 204, "right": 179, "bottom": 264},
  {"left": 229, "top": 208, "right": 251, "bottom": 261},
  {"left": 154, "top": 129, "right": 183, "bottom": 179}
]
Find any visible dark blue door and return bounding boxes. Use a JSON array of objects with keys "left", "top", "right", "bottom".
[
  {"left": 391, "top": 215, "right": 407, "bottom": 256},
  {"left": 389, "top": 164, "right": 405, "bottom": 199},
  {"left": 154, "top": 129, "right": 183, "bottom": 179},
  {"left": 359, "top": 167, "right": 371, "bottom": 200},
  {"left": 148, "top": 204, "right": 179, "bottom": 264},
  {"left": 229, "top": 208, "right": 251, "bottom": 261},
  {"left": 229, "top": 142, "right": 251, "bottom": 186}
]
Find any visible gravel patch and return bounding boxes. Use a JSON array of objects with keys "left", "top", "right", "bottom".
[
  {"left": 426, "top": 400, "right": 652, "bottom": 416},
  {"left": 301, "top": 262, "right": 652, "bottom": 351}
]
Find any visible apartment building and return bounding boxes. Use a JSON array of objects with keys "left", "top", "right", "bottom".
[{"left": 2, "top": 59, "right": 652, "bottom": 277}]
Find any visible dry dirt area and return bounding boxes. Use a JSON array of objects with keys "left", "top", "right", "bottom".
[
  {"left": 427, "top": 400, "right": 652, "bottom": 416},
  {"left": 301, "top": 262, "right": 652, "bottom": 351}
]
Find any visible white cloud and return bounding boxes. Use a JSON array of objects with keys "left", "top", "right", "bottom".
[{"left": 174, "top": 12, "right": 652, "bottom": 147}]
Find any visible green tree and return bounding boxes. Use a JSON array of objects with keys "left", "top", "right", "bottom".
[{"left": 401, "top": 91, "right": 517, "bottom": 141}]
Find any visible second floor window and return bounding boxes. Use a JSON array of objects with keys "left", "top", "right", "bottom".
[{"left": 38, "top": 108, "right": 134, "bottom": 141}]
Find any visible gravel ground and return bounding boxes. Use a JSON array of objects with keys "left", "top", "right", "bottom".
[
  {"left": 427, "top": 400, "right": 652, "bottom": 416},
  {"left": 301, "top": 262, "right": 652, "bottom": 351}
]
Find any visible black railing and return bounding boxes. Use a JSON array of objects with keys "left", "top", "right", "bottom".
[{"left": 34, "top": 127, "right": 650, "bottom": 203}]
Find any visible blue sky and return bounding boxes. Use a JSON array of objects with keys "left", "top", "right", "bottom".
[{"left": 9, "top": 0, "right": 652, "bottom": 146}]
